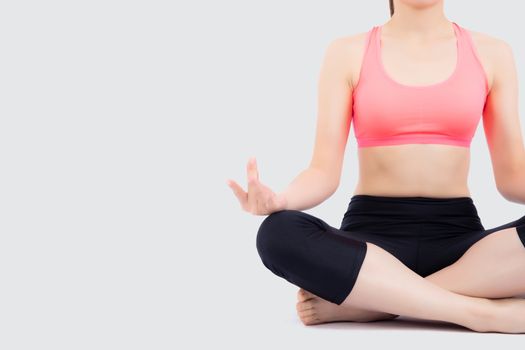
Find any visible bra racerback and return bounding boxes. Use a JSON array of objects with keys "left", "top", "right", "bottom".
[{"left": 352, "top": 21, "right": 489, "bottom": 148}]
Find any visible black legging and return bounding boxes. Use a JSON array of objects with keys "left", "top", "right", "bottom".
[{"left": 256, "top": 194, "right": 525, "bottom": 305}]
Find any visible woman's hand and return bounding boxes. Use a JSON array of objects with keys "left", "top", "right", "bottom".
[{"left": 227, "top": 157, "right": 288, "bottom": 215}]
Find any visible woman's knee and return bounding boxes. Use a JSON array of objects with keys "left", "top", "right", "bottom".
[
  {"left": 256, "top": 210, "right": 297, "bottom": 254},
  {"left": 255, "top": 210, "right": 309, "bottom": 268}
]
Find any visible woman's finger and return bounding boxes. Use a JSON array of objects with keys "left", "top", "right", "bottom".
[
  {"left": 227, "top": 179, "right": 249, "bottom": 210},
  {"left": 248, "top": 156, "right": 259, "bottom": 181},
  {"left": 246, "top": 157, "right": 260, "bottom": 211},
  {"left": 258, "top": 185, "right": 275, "bottom": 213},
  {"left": 248, "top": 178, "right": 264, "bottom": 213}
]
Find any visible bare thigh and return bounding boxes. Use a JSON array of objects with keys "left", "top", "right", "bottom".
[
  {"left": 425, "top": 227, "right": 525, "bottom": 298},
  {"left": 329, "top": 226, "right": 525, "bottom": 321}
]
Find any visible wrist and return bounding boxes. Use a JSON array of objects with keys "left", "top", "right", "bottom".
[{"left": 276, "top": 191, "right": 289, "bottom": 210}]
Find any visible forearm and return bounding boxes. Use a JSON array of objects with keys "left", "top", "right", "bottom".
[{"left": 279, "top": 167, "right": 338, "bottom": 211}]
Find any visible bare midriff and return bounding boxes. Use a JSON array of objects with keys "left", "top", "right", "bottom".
[{"left": 353, "top": 144, "right": 471, "bottom": 198}]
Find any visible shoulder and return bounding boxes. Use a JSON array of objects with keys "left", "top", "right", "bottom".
[
  {"left": 461, "top": 26, "right": 515, "bottom": 91},
  {"left": 465, "top": 26, "right": 513, "bottom": 57},
  {"left": 332, "top": 30, "right": 370, "bottom": 51},
  {"left": 323, "top": 30, "right": 372, "bottom": 88}
]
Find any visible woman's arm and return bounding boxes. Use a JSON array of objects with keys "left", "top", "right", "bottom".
[
  {"left": 481, "top": 36, "right": 525, "bottom": 204},
  {"left": 280, "top": 37, "right": 355, "bottom": 211}
]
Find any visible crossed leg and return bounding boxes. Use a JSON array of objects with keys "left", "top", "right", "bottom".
[
  {"left": 294, "top": 241, "right": 525, "bottom": 333},
  {"left": 257, "top": 210, "right": 525, "bottom": 332},
  {"left": 425, "top": 226, "right": 525, "bottom": 298},
  {"left": 297, "top": 223, "right": 525, "bottom": 325}
]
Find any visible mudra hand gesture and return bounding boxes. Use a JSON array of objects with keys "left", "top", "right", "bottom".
[{"left": 227, "top": 157, "right": 287, "bottom": 215}]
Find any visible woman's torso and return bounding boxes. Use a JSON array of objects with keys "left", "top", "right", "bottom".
[{"left": 345, "top": 22, "right": 494, "bottom": 198}]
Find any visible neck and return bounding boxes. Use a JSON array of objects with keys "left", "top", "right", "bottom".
[{"left": 387, "top": 1, "right": 450, "bottom": 37}]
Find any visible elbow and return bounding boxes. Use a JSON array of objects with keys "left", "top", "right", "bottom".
[
  {"left": 320, "top": 180, "right": 339, "bottom": 202},
  {"left": 327, "top": 176, "right": 340, "bottom": 196},
  {"left": 498, "top": 187, "right": 524, "bottom": 204},
  {"left": 496, "top": 169, "right": 525, "bottom": 203},
  {"left": 497, "top": 184, "right": 514, "bottom": 201},
  {"left": 328, "top": 182, "right": 339, "bottom": 196},
  {"left": 309, "top": 166, "right": 340, "bottom": 197},
  {"left": 496, "top": 177, "right": 515, "bottom": 200}
]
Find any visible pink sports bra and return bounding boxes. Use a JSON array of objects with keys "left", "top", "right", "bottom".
[{"left": 352, "top": 21, "right": 489, "bottom": 148}]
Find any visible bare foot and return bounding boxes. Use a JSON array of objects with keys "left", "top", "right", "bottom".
[
  {"left": 296, "top": 289, "right": 525, "bottom": 333},
  {"left": 296, "top": 288, "right": 399, "bottom": 325}
]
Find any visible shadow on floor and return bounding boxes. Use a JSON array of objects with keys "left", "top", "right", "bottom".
[{"left": 304, "top": 316, "right": 471, "bottom": 333}]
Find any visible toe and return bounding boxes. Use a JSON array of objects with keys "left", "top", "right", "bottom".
[
  {"left": 299, "top": 308, "right": 317, "bottom": 318},
  {"left": 296, "top": 300, "right": 314, "bottom": 312},
  {"left": 297, "top": 288, "right": 316, "bottom": 302},
  {"left": 297, "top": 288, "right": 306, "bottom": 301},
  {"left": 301, "top": 314, "right": 321, "bottom": 326}
]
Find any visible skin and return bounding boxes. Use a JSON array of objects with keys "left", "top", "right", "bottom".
[{"left": 228, "top": 0, "right": 525, "bottom": 332}]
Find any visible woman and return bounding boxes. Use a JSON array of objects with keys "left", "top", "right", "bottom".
[{"left": 227, "top": 0, "right": 525, "bottom": 333}]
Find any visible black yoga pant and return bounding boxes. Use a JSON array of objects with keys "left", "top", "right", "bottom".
[{"left": 256, "top": 194, "right": 525, "bottom": 305}]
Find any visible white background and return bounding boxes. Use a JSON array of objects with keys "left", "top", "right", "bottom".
[{"left": 1, "top": 0, "right": 524, "bottom": 349}]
